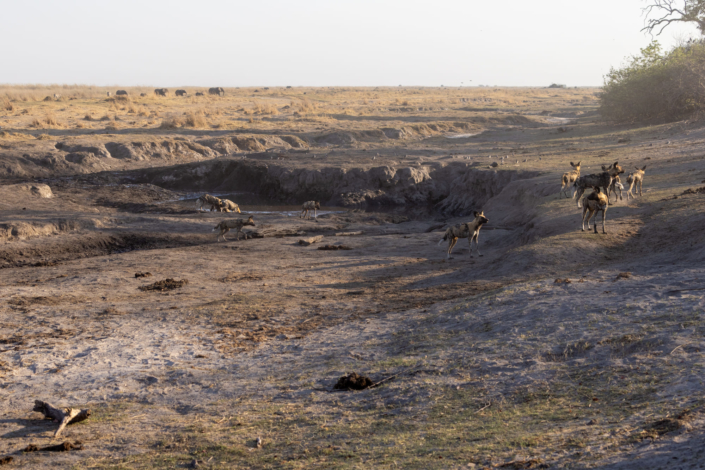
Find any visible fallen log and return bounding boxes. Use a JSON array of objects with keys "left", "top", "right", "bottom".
[
  {"left": 33, "top": 400, "right": 90, "bottom": 438},
  {"left": 298, "top": 235, "right": 324, "bottom": 246}
]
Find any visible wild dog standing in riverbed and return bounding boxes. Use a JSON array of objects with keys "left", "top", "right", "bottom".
[
  {"left": 438, "top": 211, "right": 489, "bottom": 259},
  {"left": 607, "top": 174, "right": 625, "bottom": 202},
  {"left": 300, "top": 201, "right": 321, "bottom": 219},
  {"left": 573, "top": 162, "right": 624, "bottom": 208},
  {"left": 196, "top": 194, "right": 223, "bottom": 212},
  {"left": 213, "top": 216, "right": 255, "bottom": 241},
  {"left": 581, "top": 187, "right": 609, "bottom": 234},
  {"left": 627, "top": 166, "right": 647, "bottom": 199},
  {"left": 559, "top": 161, "right": 581, "bottom": 198}
]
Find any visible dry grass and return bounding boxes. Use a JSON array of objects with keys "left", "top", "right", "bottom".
[
  {"left": 183, "top": 112, "right": 206, "bottom": 128},
  {"left": 0, "top": 84, "right": 600, "bottom": 138},
  {"left": 159, "top": 117, "right": 182, "bottom": 129}
]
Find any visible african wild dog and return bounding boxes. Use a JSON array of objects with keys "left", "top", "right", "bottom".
[
  {"left": 601, "top": 166, "right": 626, "bottom": 203},
  {"left": 300, "top": 201, "right": 321, "bottom": 219},
  {"left": 217, "top": 199, "right": 241, "bottom": 213},
  {"left": 213, "top": 216, "right": 255, "bottom": 242},
  {"left": 559, "top": 161, "right": 581, "bottom": 198},
  {"left": 437, "top": 211, "right": 489, "bottom": 259},
  {"left": 581, "top": 187, "right": 609, "bottom": 234},
  {"left": 573, "top": 162, "right": 624, "bottom": 208},
  {"left": 627, "top": 166, "right": 647, "bottom": 199},
  {"left": 196, "top": 194, "right": 223, "bottom": 212}
]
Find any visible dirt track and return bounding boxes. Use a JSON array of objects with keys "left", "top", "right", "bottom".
[{"left": 1, "top": 87, "right": 705, "bottom": 468}]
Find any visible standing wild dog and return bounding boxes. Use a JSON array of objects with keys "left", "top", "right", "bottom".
[
  {"left": 626, "top": 166, "right": 647, "bottom": 199},
  {"left": 559, "top": 161, "right": 581, "bottom": 198},
  {"left": 300, "top": 201, "right": 321, "bottom": 219},
  {"left": 213, "top": 216, "right": 255, "bottom": 242},
  {"left": 196, "top": 194, "right": 223, "bottom": 212},
  {"left": 607, "top": 174, "right": 625, "bottom": 202},
  {"left": 581, "top": 187, "right": 609, "bottom": 234},
  {"left": 573, "top": 161, "right": 624, "bottom": 208},
  {"left": 601, "top": 165, "right": 625, "bottom": 203},
  {"left": 438, "top": 211, "right": 489, "bottom": 259}
]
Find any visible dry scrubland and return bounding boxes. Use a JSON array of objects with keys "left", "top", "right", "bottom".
[{"left": 1, "top": 86, "right": 705, "bottom": 469}]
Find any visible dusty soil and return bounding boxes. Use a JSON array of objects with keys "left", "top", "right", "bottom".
[{"left": 1, "top": 86, "right": 705, "bottom": 469}]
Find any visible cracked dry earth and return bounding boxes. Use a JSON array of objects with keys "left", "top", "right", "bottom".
[{"left": 2, "top": 119, "right": 705, "bottom": 468}]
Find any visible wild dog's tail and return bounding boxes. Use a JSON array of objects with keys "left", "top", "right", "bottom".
[{"left": 212, "top": 222, "right": 221, "bottom": 232}]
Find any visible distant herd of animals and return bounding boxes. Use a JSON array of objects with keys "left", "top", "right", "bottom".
[
  {"left": 199, "top": 160, "right": 647, "bottom": 257},
  {"left": 105, "top": 87, "right": 225, "bottom": 98}
]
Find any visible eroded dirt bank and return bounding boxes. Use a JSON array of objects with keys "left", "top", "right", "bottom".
[{"left": 129, "top": 157, "right": 541, "bottom": 213}]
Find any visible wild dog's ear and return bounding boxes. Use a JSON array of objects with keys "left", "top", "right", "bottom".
[
  {"left": 570, "top": 161, "right": 574, "bottom": 167},
  {"left": 473, "top": 211, "right": 479, "bottom": 217},
  {"left": 576, "top": 161, "right": 581, "bottom": 166},
  {"left": 614, "top": 161, "right": 619, "bottom": 167},
  {"left": 601, "top": 165, "right": 607, "bottom": 171},
  {"left": 642, "top": 165, "right": 647, "bottom": 171}
]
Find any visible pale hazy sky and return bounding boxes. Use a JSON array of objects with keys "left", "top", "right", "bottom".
[{"left": 1, "top": 0, "right": 699, "bottom": 87}]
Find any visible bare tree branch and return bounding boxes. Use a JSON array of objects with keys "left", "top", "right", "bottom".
[{"left": 642, "top": 0, "right": 705, "bottom": 36}]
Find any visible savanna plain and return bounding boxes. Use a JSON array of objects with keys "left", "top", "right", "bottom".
[{"left": 1, "top": 85, "right": 705, "bottom": 469}]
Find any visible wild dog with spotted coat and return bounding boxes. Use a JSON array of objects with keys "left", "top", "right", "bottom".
[
  {"left": 438, "top": 211, "right": 489, "bottom": 259},
  {"left": 300, "top": 201, "right": 321, "bottom": 219},
  {"left": 217, "top": 199, "right": 241, "bottom": 213},
  {"left": 213, "top": 216, "right": 255, "bottom": 241},
  {"left": 573, "top": 162, "right": 624, "bottom": 208},
  {"left": 560, "top": 161, "right": 581, "bottom": 198},
  {"left": 601, "top": 165, "right": 625, "bottom": 203},
  {"left": 581, "top": 187, "right": 609, "bottom": 234},
  {"left": 196, "top": 194, "right": 223, "bottom": 212},
  {"left": 627, "top": 166, "right": 647, "bottom": 199}
]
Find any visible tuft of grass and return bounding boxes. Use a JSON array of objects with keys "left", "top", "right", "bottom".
[
  {"left": 159, "top": 117, "right": 182, "bottom": 129},
  {"left": 44, "top": 114, "right": 59, "bottom": 126},
  {"left": 3, "top": 99, "right": 13, "bottom": 111},
  {"left": 183, "top": 112, "right": 207, "bottom": 128}
]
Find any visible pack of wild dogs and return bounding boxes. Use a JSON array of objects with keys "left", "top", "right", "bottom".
[
  {"left": 560, "top": 160, "right": 647, "bottom": 233},
  {"left": 197, "top": 194, "right": 322, "bottom": 241},
  {"left": 201, "top": 160, "right": 648, "bottom": 258},
  {"left": 437, "top": 160, "right": 648, "bottom": 260}
]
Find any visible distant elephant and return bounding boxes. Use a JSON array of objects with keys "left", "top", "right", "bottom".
[
  {"left": 154, "top": 88, "right": 168, "bottom": 97},
  {"left": 208, "top": 87, "right": 224, "bottom": 96},
  {"left": 175, "top": 89, "right": 187, "bottom": 96},
  {"left": 116, "top": 90, "right": 128, "bottom": 96},
  {"left": 195, "top": 92, "right": 204, "bottom": 96}
]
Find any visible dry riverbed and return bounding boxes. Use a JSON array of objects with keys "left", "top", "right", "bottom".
[{"left": 1, "top": 86, "right": 705, "bottom": 468}]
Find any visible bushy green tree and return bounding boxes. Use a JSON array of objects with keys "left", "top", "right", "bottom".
[{"left": 600, "top": 39, "right": 705, "bottom": 121}]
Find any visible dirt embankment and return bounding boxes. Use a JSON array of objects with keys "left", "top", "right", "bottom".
[
  {"left": 131, "top": 157, "right": 541, "bottom": 214},
  {"left": 0, "top": 122, "right": 492, "bottom": 182}
]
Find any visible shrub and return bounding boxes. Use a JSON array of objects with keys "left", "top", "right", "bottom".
[
  {"left": 183, "top": 112, "right": 206, "bottom": 127},
  {"left": 44, "top": 114, "right": 58, "bottom": 126},
  {"left": 601, "top": 40, "right": 705, "bottom": 122},
  {"left": 159, "top": 117, "right": 182, "bottom": 129},
  {"left": 3, "top": 99, "right": 13, "bottom": 111}
]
